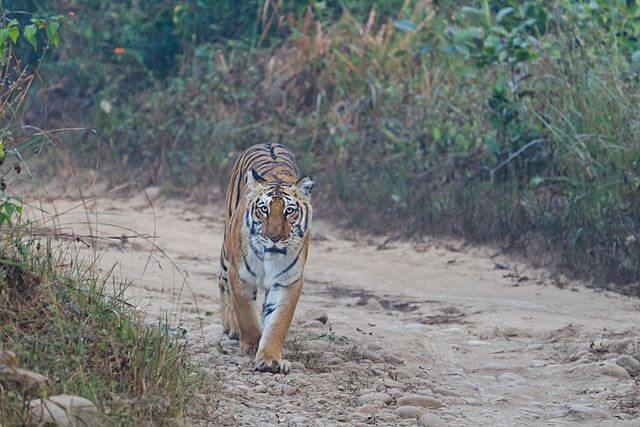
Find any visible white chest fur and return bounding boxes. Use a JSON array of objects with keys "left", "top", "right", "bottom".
[{"left": 238, "top": 244, "right": 303, "bottom": 290}]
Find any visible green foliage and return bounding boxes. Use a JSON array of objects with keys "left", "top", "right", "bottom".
[
  {"left": 22, "top": 1, "right": 640, "bottom": 291},
  {"left": 0, "top": 12, "right": 66, "bottom": 228},
  {"left": 0, "top": 8, "right": 201, "bottom": 423}
]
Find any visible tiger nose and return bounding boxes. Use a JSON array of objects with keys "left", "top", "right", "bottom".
[{"left": 270, "top": 234, "right": 283, "bottom": 242}]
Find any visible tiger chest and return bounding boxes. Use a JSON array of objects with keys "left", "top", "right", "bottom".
[{"left": 238, "top": 248, "right": 303, "bottom": 290}]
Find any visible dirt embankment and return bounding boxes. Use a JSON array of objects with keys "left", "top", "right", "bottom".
[{"left": 33, "top": 188, "right": 640, "bottom": 426}]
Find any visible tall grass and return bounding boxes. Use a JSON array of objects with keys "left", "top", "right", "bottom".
[
  {"left": 0, "top": 10, "right": 202, "bottom": 424},
  {"left": 0, "top": 236, "right": 199, "bottom": 423},
  {"left": 23, "top": 1, "right": 640, "bottom": 292}
]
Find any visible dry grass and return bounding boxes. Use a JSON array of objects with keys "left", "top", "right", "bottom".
[{"left": 0, "top": 235, "right": 201, "bottom": 424}]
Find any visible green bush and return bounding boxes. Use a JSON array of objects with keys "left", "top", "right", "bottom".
[
  {"left": 19, "top": 0, "right": 640, "bottom": 292},
  {"left": 0, "top": 10, "right": 200, "bottom": 423}
]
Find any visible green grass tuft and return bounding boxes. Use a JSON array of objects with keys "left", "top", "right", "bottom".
[{"left": 0, "top": 238, "right": 200, "bottom": 424}]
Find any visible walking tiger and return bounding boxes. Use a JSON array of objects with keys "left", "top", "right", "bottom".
[{"left": 218, "top": 142, "right": 314, "bottom": 374}]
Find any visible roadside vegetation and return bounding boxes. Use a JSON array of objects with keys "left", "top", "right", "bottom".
[
  {"left": 0, "top": 10, "right": 198, "bottom": 424},
  {"left": 17, "top": 0, "right": 640, "bottom": 293}
]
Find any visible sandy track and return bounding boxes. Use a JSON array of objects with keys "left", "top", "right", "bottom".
[{"left": 33, "top": 189, "right": 639, "bottom": 426}]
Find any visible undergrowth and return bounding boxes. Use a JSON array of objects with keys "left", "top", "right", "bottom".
[
  {"left": 0, "top": 9, "right": 202, "bottom": 424},
  {"left": 0, "top": 238, "right": 199, "bottom": 424},
  {"left": 18, "top": 1, "right": 640, "bottom": 293}
]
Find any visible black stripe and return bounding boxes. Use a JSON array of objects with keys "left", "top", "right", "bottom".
[
  {"left": 243, "top": 257, "right": 256, "bottom": 277},
  {"left": 303, "top": 204, "right": 309, "bottom": 231},
  {"left": 252, "top": 159, "right": 273, "bottom": 171},
  {"left": 276, "top": 250, "right": 301, "bottom": 277},
  {"left": 265, "top": 246, "right": 287, "bottom": 255},
  {"left": 252, "top": 289, "right": 258, "bottom": 301},
  {"left": 239, "top": 146, "right": 268, "bottom": 176},
  {"left": 263, "top": 303, "right": 276, "bottom": 317},
  {"left": 278, "top": 150, "right": 296, "bottom": 163},
  {"left": 269, "top": 143, "right": 277, "bottom": 160},
  {"left": 250, "top": 241, "right": 264, "bottom": 261},
  {"left": 227, "top": 168, "right": 238, "bottom": 217},
  {"left": 272, "top": 282, "right": 285, "bottom": 289},
  {"left": 234, "top": 169, "right": 243, "bottom": 210}
]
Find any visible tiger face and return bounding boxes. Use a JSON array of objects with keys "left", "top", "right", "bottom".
[{"left": 245, "top": 168, "right": 314, "bottom": 255}]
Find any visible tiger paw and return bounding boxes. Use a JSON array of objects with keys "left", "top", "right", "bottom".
[
  {"left": 254, "top": 357, "right": 291, "bottom": 375},
  {"left": 223, "top": 328, "right": 240, "bottom": 341}
]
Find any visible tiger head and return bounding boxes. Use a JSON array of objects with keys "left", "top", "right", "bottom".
[{"left": 245, "top": 168, "right": 314, "bottom": 254}]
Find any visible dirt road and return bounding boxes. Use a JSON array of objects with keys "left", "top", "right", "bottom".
[{"left": 34, "top": 187, "right": 639, "bottom": 426}]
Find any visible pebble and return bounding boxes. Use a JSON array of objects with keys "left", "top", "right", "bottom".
[
  {"left": 525, "top": 343, "right": 544, "bottom": 351},
  {"left": 381, "top": 353, "right": 404, "bottom": 364},
  {"left": 599, "top": 338, "right": 633, "bottom": 353},
  {"left": 4, "top": 367, "right": 49, "bottom": 392},
  {"left": 366, "top": 298, "right": 385, "bottom": 311},
  {"left": 30, "top": 395, "right": 97, "bottom": 426},
  {"left": 393, "top": 368, "right": 413, "bottom": 380},
  {"left": 497, "top": 372, "right": 526, "bottom": 384},
  {"left": 235, "top": 385, "right": 251, "bottom": 394},
  {"left": 564, "top": 404, "right": 610, "bottom": 420},
  {"left": 283, "top": 385, "right": 297, "bottom": 396},
  {"left": 375, "top": 411, "right": 399, "bottom": 422},
  {"left": 530, "top": 359, "right": 546, "bottom": 368},
  {"left": 306, "top": 320, "right": 329, "bottom": 330},
  {"left": 598, "top": 362, "right": 632, "bottom": 380},
  {"left": 464, "top": 397, "right": 483, "bottom": 406},
  {"left": 416, "top": 388, "right": 434, "bottom": 396},
  {"left": 254, "top": 385, "right": 267, "bottom": 393},
  {"left": 490, "top": 325, "right": 520, "bottom": 338},
  {"left": 291, "top": 361, "right": 306, "bottom": 371},
  {"left": 382, "top": 378, "right": 403, "bottom": 388},
  {"left": 327, "top": 356, "right": 344, "bottom": 365},
  {"left": 442, "top": 397, "right": 464, "bottom": 406},
  {"left": 616, "top": 355, "right": 640, "bottom": 375},
  {"left": 397, "top": 395, "right": 444, "bottom": 409},
  {"left": 419, "top": 413, "right": 448, "bottom": 427},
  {"left": 433, "top": 387, "right": 460, "bottom": 397},
  {"left": 291, "top": 415, "right": 308, "bottom": 425},
  {"left": 361, "top": 351, "right": 384, "bottom": 363},
  {"left": 356, "top": 404, "right": 379, "bottom": 415},
  {"left": 302, "top": 309, "right": 329, "bottom": 324},
  {"left": 357, "top": 392, "right": 392, "bottom": 405},
  {"left": 386, "top": 388, "right": 403, "bottom": 396},
  {"left": 371, "top": 367, "right": 385, "bottom": 376},
  {"left": 394, "top": 405, "right": 424, "bottom": 418}
]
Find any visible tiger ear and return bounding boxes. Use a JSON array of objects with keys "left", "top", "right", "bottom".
[
  {"left": 247, "top": 168, "right": 266, "bottom": 188},
  {"left": 297, "top": 175, "right": 314, "bottom": 196}
]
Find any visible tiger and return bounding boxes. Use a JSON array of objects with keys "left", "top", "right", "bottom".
[{"left": 218, "top": 142, "right": 314, "bottom": 374}]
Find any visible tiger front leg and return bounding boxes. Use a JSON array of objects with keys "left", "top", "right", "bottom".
[
  {"left": 219, "top": 276, "right": 240, "bottom": 340},
  {"left": 254, "top": 279, "right": 303, "bottom": 374},
  {"left": 228, "top": 267, "right": 262, "bottom": 354}
]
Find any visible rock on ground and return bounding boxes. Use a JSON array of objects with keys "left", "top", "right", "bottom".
[
  {"left": 29, "top": 394, "right": 97, "bottom": 426},
  {"left": 358, "top": 392, "right": 392, "bottom": 405},
  {"left": 419, "top": 413, "right": 448, "bottom": 427},
  {"left": 397, "top": 395, "right": 443, "bottom": 409},
  {"left": 616, "top": 355, "right": 640, "bottom": 375},
  {"left": 302, "top": 308, "right": 329, "bottom": 324},
  {"left": 394, "top": 405, "right": 424, "bottom": 418}
]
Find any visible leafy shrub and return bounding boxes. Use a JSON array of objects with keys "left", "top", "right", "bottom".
[{"left": 20, "top": 1, "right": 640, "bottom": 292}]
